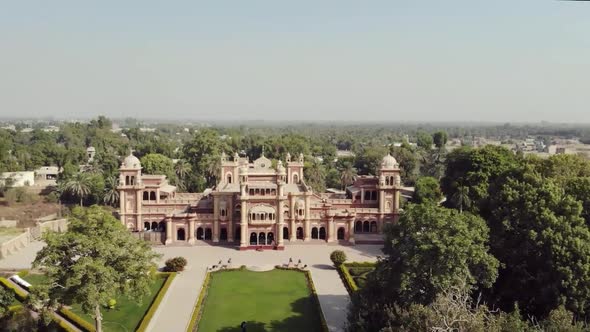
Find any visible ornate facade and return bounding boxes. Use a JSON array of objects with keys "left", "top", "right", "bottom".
[{"left": 117, "top": 152, "right": 402, "bottom": 250}]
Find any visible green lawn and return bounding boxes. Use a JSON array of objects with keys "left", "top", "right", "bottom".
[
  {"left": 24, "top": 274, "right": 167, "bottom": 332},
  {"left": 198, "top": 269, "right": 323, "bottom": 332}
]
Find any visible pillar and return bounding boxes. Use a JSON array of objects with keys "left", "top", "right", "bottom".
[
  {"left": 240, "top": 200, "right": 248, "bottom": 247},
  {"left": 188, "top": 220, "right": 195, "bottom": 245},
  {"left": 348, "top": 217, "right": 355, "bottom": 244},
  {"left": 327, "top": 216, "right": 335, "bottom": 243},
  {"left": 304, "top": 195, "right": 311, "bottom": 241},
  {"left": 228, "top": 196, "right": 234, "bottom": 242},
  {"left": 289, "top": 195, "right": 296, "bottom": 241},
  {"left": 394, "top": 190, "right": 400, "bottom": 211},
  {"left": 360, "top": 188, "right": 365, "bottom": 204},
  {"left": 277, "top": 198, "right": 285, "bottom": 247},
  {"left": 119, "top": 191, "right": 125, "bottom": 223},
  {"left": 165, "top": 218, "right": 173, "bottom": 245},
  {"left": 378, "top": 190, "right": 385, "bottom": 213},
  {"left": 136, "top": 190, "right": 142, "bottom": 232},
  {"left": 213, "top": 196, "right": 219, "bottom": 242}
]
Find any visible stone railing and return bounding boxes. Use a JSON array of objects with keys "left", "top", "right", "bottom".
[
  {"left": 0, "top": 217, "right": 68, "bottom": 259},
  {"left": 0, "top": 229, "right": 31, "bottom": 259}
]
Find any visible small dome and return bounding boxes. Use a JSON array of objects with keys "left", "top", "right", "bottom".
[
  {"left": 381, "top": 154, "right": 398, "bottom": 169},
  {"left": 122, "top": 153, "right": 141, "bottom": 169}
]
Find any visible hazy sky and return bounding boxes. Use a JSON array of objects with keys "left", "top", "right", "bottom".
[{"left": 1, "top": 1, "right": 589, "bottom": 122}]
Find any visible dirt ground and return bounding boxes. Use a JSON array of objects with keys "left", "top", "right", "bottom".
[{"left": 0, "top": 198, "right": 63, "bottom": 228}]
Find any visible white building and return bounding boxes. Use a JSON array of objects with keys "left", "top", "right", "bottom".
[{"left": 0, "top": 172, "right": 35, "bottom": 187}]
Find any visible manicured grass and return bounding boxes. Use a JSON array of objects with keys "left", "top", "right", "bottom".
[
  {"left": 198, "top": 269, "right": 323, "bottom": 332},
  {"left": 24, "top": 274, "right": 167, "bottom": 332}
]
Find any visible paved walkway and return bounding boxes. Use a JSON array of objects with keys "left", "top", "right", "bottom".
[{"left": 0, "top": 241, "right": 381, "bottom": 332}]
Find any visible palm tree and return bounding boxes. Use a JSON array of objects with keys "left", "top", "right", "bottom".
[
  {"left": 103, "top": 177, "right": 119, "bottom": 207},
  {"left": 65, "top": 173, "right": 92, "bottom": 206},
  {"left": 340, "top": 164, "right": 357, "bottom": 190},
  {"left": 452, "top": 184, "right": 471, "bottom": 213},
  {"left": 175, "top": 160, "right": 191, "bottom": 180},
  {"left": 203, "top": 156, "right": 221, "bottom": 187}
]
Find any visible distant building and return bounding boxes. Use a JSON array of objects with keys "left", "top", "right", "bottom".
[
  {"left": 87, "top": 147, "right": 96, "bottom": 163},
  {"left": 0, "top": 172, "right": 35, "bottom": 187},
  {"left": 42, "top": 126, "right": 60, "bottom": 132},
  {"left": 336, "top": 150, "right": 355, "bottom": 158},
  {"left": 1, "top": 125, "right": 16, "bottom": 131}
]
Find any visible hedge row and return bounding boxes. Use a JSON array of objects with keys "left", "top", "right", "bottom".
[
  {"left": 337, "top": 264, "right": 359, "bottom": 294},
  {"left": 59, "top": 307, "right": 96, "bottom": 332},
  {"left": 136, "top": 272, "right": 177, "bottom": 332},
  {"left": 302, "top": 269, "right": 330, "bottom": 332},
  {"left": 52, "top": 312, "right": 78, "bottom": 332},
  {"left": 344, "top": 262, "right": 377, "bottom": 268},
  {"left": 0, "top": 277, "right": 28, "bottom": 301},
  {"left": 186, "top": 271, "right": 212, "bottom": 332}
]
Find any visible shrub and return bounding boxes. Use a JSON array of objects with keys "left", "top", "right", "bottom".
[
  {"left": 164, "top": 257, "right": 188, "bottom": 272},
  {"left": 108, "top": 299, "right": 116, "bottom": 309},
  {"left": 5, "top": 188, "right": 39, "bottom": 205},
  {"left": 44, "top": 192, "right": 60, "bottom": 204},
  {"left": 330, "top": 250, "right": 347, "bottom": 267}
]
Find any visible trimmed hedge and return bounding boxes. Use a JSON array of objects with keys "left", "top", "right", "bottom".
[
  {"left": 186, "top": 270, "right": 213, "bottom": 332},
  {"left": 302, "top": 269, "right": 329, "bottom": 332},
  {"left": 337, "top": 262, "right": 377, "bottom": 295},
  {"left": 52, "top": 313, "right": 78, "bottom": 332},
  {"left": 0, "top": 277, "right": 28, "bottom": 301},
  {"left": 59, "top": 307, "right": 96, "bottom": 332},
  {"left": 136, "top": 272, "right": 177, "bottom": 332}
]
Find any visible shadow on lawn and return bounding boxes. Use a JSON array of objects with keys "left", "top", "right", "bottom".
[{"left": 216, "top": 297, "right": 324, "bottom": 332}]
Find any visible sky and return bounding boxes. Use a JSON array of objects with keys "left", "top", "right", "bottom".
[{"left": 0, "top": 1, "right": 589, "bottom": 123}]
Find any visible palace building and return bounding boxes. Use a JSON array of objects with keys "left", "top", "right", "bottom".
[{"left": 117, "top": 151, "right": 402, "bottom": 250}]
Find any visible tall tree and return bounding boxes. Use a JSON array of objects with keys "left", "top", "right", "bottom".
[
  {"left": 348, "top": 203, "right": 498, "bottom": 331},
  {"left": 102, "top": 176, "right": 119, "bottom": 207},
  {"left": 432, "top": 131, "right": 448, "bottom": 149},
  {"left": 64, "top": 172, "right": 92, "bottom": 206},
  {"left": 33, "top": 206, "right": 160, "bottom": 332},
  {"left": 340, "top": 163, "right": 357, "bottom": 190},
  {"left": 413, "top": 176, "right": 442, "bottom": 204}
]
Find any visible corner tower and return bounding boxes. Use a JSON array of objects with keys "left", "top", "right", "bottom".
[{"left": 117, "top": 152, "right": 144, "bottom": 230}]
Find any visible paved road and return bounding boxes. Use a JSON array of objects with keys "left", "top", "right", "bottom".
[{"left": 0, "top": 241, "right": 381, "bottom": 332}]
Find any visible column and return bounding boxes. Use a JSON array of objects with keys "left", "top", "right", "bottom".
[
  {"left": 277, "top": 198, "right": 285, "bottom": 247},
  {"left": 360, "top": 188, "right": 365, "bottom": 204},
  {"left": 327, "top": 216, "right": 335, "bottom": 243},
  {"left": 213, "top": 195, "right": 219, "bottom": 242},
  {"left": 394, "top": 190, "right": 400, "bottom": 211},
  {"left": 304, "top": 195, "right": 311, "bottom": 241},
  {"left": 119, "top": 191, "right": 125, "bottom": 223},
  {"left": 240, "top": 200, "right": 248, "bottom": 247},
  {"left": 378, "top": 190, "right": 385, "bottom": 213},
  {"left": 188, "top": 219, "right": 195, "bottom": 245},
  {"left": 165, "top": 218, "right": 173, "bottom": 245},
  {"left": 289, "top": 195, "right": 296, "bottom": 241},
  {"left": 136, "top": 190, "right": 142, "bottom": 232},
  {"left": 348, "top": 216, "right": 355, "bottom": 244},
  {"left": 228, "top": 196, "right": 234, "bottom": 242}
]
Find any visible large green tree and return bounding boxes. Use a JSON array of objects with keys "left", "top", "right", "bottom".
[
  {"left": 412, "top": 176, "right": 442, "bottom": 204},
  {"left": 33, "top": 206, "right": 160, "bottom": 332},
  {"left": 348, "top": 203, "right": 498, "bottom": 331}
]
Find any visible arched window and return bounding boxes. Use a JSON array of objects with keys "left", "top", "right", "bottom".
[
  {"left": 311, "top": 227, "right": 318, "bottom": 239},
  {"left": 283, "top": 227, "right": 289, "bottom": 239},
  {"left": 296, "top": 227, "right": 304, "bottom": 239},
  {"left": 258, "top": 232, "right": 266, "bottom": 245},
  {"left": 144, "top": 222, "right": 150, "bottom": 231},
  {"left": 319, "top": 227, "right": 326, "bottom": 240},
  {"left": 250, "top": 232, "right": 257, "bottom": 245},
  {"left": 370, "top": 221, "right": 378, "bottom": 233},
  {"left": 363, "top": 221, "right": 370, "bottom": 233},
  {"left": 130, "top": 176, "right": 135, "bottom": 185},
  {"left": 355, "top": 221, "right": 362, "bottom": 232},
  {"left": 126, "top": 176, "right": 130, "bottom": 185},
  {"left": 159, "top": 221, "right": 165, "bottom": 232},
  {"left": 143, "top": 192, "right": 149, "bottom": 200},
  {"left": 220, "top": 228, "right": 228, "bottom": 241},
  {"left": 151, "top": 221, "right": 158, "bottom": 231},
  {"left": 337, "top": 227, "right": 345, "bottom": 240},
  {"left": 227, "top": 174, "right": 232, "bottom": 184},
  {"left": 267, "top": 232, "right": 274, "bottom": 245},
  {"left": 293, "top": 174, "right": 299, "bottom": 183},
  {"left": 177, "top": 228, "right": 186, "bottom": 241},
  {"left": 205, "top": 228, "right": 212, "bottom": 240},
  {"left": 150, "top": 191, "right": 156, "bottom": 201},
  {"left": 385, "top": 177, "right": 390, "bottom": 186},
  {"left": 196, "top": 227, "right": 204, "bottom": 240}
]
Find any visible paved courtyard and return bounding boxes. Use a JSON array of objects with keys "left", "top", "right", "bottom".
[{"left": 0, "top": 241, "right": 382, "bottom": 332}]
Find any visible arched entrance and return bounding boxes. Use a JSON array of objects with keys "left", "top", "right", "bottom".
[
  {"left": 319, "top": 227, "right": 326, "bottom": 240},
  {"left": 311, "top": 227, "right": 318, "bottom": 239},
  {"left": 205, "top": 228, "right": 212, "bottom": 240},
  {"left": 250, "top": 232, "right": 257, "bottom": 245},
  {"left": 220, "top": 228, "right": 228, "bottom": 241},
  {"left": 177, "top": 228, "right": 185, "bottom": 241},
  {"left": 283, "top": 227, "right": 289, "bottom": 239},
  {"left": 144, "top": 222, "right": 150, "bottom": 231},
  {"left": 296, "top": 227, "right": 304, "bottom": 240},
  {"left": 267, "top": 232, "right": 274, "bottom": 245},
  {"left": 258, "top": 232, "right": 266, "bottom": 245},
  {"left": 370, "top": 221, "right": 377, "bottom": 233},
  {"left": 355, "top": 221, "right": 362, "bottom": 232},
  {"left": 158, "top": 221, "right": 165, "bottom": 232},
  {"left": 363, "top": 221, "right": 370, "bottom": 233},
  {"left": 235, "top": 226, "right": 241, "bottom": 241},
  {"left": 151, "top": 222, "right": 158, "bottom": 231},
  {"left": 196, "top": 227, "right": 204, "bottom": 240},
  {"left": 337, "top": 227, "right": 345, "bottom": 240}
]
